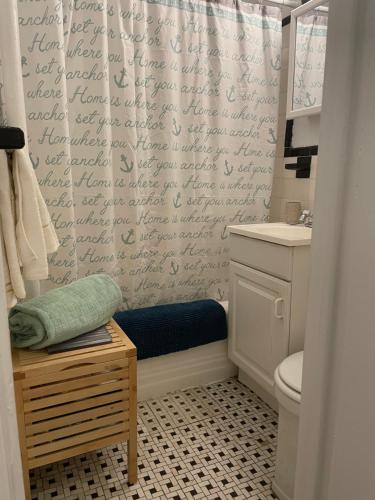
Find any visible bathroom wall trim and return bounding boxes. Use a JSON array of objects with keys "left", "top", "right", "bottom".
[
  {"left": 284, "top": 120, "right": 318, "bottom": 178},
  {"left": 284, "top": 145, "right": 319, "bottom": 157},
  {"left": 285, "top": 155, "right": 312, "bottom": 178},
  {"left": 284, "top": 120, "right": 319, "bottom": 156}
]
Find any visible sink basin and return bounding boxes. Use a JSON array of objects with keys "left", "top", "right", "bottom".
[{"left": 228, "top": 223, "right": 312, "bottom": 246}]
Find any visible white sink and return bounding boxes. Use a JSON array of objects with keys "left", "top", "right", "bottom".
[{"left": 228, "top": 223, "right": 312, "bottom": 246}]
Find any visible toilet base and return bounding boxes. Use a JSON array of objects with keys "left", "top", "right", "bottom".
[
  {"left": 273, "top": 352, "right": 303, "bottom": 500},
  {"left": 238, "top": 369, "right": 277, "bottom": 411},
  {"left": 272, "top": 479, "right": 292, "bottom": 500},
  {"left": 273, "top": 404, "right": 299, "bottom": 500}
]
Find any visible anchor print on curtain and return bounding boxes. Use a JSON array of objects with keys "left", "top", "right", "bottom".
[{"left": 16, "top": 0, "right": 282, "bottom": 308}]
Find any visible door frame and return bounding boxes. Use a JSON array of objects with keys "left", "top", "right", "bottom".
[
  {"left": 0, "top": 244, "right": 25, "bottom": 500},
  {"left": 294, "top": 1, "right": 365, "bottom": 498},
  {"left": 0, "top": 1, "right": 29, "bottom": 496},
  {"left": 0, "top": 1, "right": 367, "bottom": 499}
]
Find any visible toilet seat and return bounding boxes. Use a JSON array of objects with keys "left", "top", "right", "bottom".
[
  {"left": 274, "top": 351, "right": 303, "bottom": 414},
  {"left": 278, "top": 351, "right": 303, "bottom": 394}
]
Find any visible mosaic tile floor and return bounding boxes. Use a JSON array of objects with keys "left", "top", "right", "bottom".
[{"left": 30, "top": 378, "right": 279, "bottom": 500}]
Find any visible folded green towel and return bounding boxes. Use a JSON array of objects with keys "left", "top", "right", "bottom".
[{"left": 9, "top": 274, "right": 122, "bottom": 350}]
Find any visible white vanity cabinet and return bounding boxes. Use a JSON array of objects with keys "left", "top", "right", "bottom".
[{"left": 228, "top": 224, "right": 311, "bottom": 403}]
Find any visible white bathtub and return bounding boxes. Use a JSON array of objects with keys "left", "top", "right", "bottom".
[{"left": 137, "top": 301, "right": 237, "bottom": 400}]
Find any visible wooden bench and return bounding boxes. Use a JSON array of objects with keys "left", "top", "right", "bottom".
[{"left": 12, "top": 320, "right": 137, "bottom": 500}]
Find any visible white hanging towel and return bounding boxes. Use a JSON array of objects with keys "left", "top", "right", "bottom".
[
  {"left": 0, "top": 151, "right": 26, "bottom": 307},
  {"left": 12, "top": 149, "right": 59, "bottom": 280},
  {"left": 1, "top": 230, "right": 18, "bottom": 308}
]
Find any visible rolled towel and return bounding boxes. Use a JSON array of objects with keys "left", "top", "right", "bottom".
[
  {"left": 114, "top": 299, "right": 227, "bottom": 360},
  {"left": 9, "top": 274, "right": 122, "bottom": 350}
]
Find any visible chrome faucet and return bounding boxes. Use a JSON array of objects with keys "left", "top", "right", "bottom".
[{"left": 299, "top": 210, "right": 313, "bottom": 227}]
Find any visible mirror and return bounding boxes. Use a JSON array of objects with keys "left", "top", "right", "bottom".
[{"left": 287, "top": 0, "right": 329, "bottom": 119}]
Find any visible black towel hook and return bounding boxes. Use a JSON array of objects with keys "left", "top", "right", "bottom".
[{"left": 0, "top": 126, "right": 25, "bottom": 151}]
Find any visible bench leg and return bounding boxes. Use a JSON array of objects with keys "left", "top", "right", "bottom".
[
  {"left": 128, "top": 356, "right": 137, "bottom": 485},
  {"left": 128, "top": 433, "right": 137, "bottom": 485},
  {"left": 23, "top": 468, "right": 31, "bottom": 500}
]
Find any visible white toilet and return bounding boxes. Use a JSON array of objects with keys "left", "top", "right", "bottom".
[{"left": 272, "top": 351, "right": 304, "bottom": 500}]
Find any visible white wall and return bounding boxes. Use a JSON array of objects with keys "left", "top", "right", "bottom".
[
  {"left": 295, "top": 0, "right": 375, "bottom": 498},
  {"left": 292, "top": 115, "right": 320, "bottom": 147},
  {"left": 270, "top": 24, "right": 319, "bottom": 222}
]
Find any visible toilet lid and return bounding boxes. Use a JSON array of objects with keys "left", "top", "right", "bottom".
[{"left": 278, "top": 351, "right": 304, "bottom": 394}]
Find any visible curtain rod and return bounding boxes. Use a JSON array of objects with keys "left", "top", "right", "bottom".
[{"left": 253, "top": 0, "right": 301, "bottom": 7}]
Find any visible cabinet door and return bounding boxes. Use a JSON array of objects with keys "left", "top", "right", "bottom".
[{"left": 228, "top": 261, "right": 291, "bottom": 393}]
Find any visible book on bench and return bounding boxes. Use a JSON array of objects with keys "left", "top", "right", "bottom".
[{"left": 47, "top": 325, "right": 112, "bottom": 354}]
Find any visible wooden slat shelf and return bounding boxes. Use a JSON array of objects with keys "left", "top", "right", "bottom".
[{"left": 12, "top": 319, "right": 137, "bottom": 500}]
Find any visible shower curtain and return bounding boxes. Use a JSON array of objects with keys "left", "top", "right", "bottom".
[{"left": 14, "top": 0, "right": 282, "bottom": 308}]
